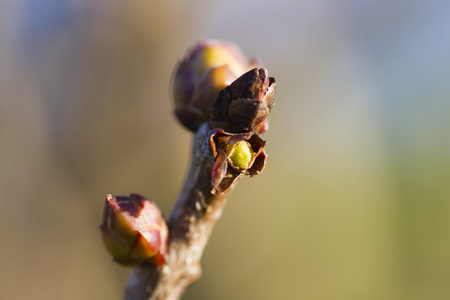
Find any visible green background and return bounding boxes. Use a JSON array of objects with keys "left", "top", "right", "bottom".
[{"left": 1, "top": 1, "right": 449, "bottom": 299}]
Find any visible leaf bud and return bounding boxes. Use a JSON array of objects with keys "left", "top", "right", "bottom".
[
  {"left": 210, "top": 68, "right": 276, "bottom": 133},
  {"left": 99, "top": 194, "right": 168, "bottom": 266},
  {"left": 171, "top": 39, "right": 261, "bottom": 132}
]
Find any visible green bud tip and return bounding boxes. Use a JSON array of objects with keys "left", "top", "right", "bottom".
[{"left": 226, "top": 140, "right": 254, "bottom": 170}]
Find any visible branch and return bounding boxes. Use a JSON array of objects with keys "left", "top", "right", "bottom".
[
  {"left": 124, "top": 122, "right": 233, "bottom": 300},
  {"left": 99, "top": 40, "right": 277, "bottom": 300}
]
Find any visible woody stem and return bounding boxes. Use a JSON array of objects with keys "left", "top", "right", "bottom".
[{"left": 123, "top": 122, "right": 236, "bottom": 300}]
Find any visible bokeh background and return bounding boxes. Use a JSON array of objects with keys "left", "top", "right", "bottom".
[{"left": 1, "top": 0, "right": 450, "bottom": 299}]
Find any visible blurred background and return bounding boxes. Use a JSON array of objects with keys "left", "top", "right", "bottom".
[{"left": 1, "top": 0, "right": 450, "bottom": 299}]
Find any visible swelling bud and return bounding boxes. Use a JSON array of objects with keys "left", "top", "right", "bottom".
[
  {"left": 210, "top": 130, "right": 267, "bottom": 194},
  {"left": 99, "top": 194, "right": 168, "bottom": 266},
  {"left": 171, "top": 39, "right": 260, "bottom": 132}
]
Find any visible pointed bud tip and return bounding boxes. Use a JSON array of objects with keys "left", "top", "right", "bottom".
[{"left": 210, "top": 67, "right": 276, "bottom": 133}]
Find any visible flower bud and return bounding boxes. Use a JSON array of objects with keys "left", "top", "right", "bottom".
[
  {"left": 171, "top": 39, "right": 261, "bottom": 132},
  {"left": 99, "top": 194, "right": 168, "bottom": 266},
  {"left": 210, "top": 68, "right": 276, "bottom": 133}
]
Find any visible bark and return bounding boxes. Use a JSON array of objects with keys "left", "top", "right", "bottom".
[{"left": 124, "top": 122, "right": 234, "bottom": 300}]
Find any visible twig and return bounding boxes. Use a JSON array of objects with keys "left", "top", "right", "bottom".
[
  {"left": 120, "top": 48, "right": 276, "bottom": 299},
  {"left": 124, "top": 122, "right": 234, "bottom": 300}
]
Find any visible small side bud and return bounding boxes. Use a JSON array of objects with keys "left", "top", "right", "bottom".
[
  {"left": 171, "top": 39, "right": 261, "bottom": 132},
  {"left": 210, "top": 130, "right": 267, "bottom": 194},
  {"left": 99, "top": 194, "right": 168, "bottom": 266}
]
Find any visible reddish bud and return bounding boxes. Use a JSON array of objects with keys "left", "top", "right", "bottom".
[
  {"left": 171, "top": 39, "right": 261, "bottom": 132},
  {"left": 99, "top": 194, "right": 168, "bottom": 266}
]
